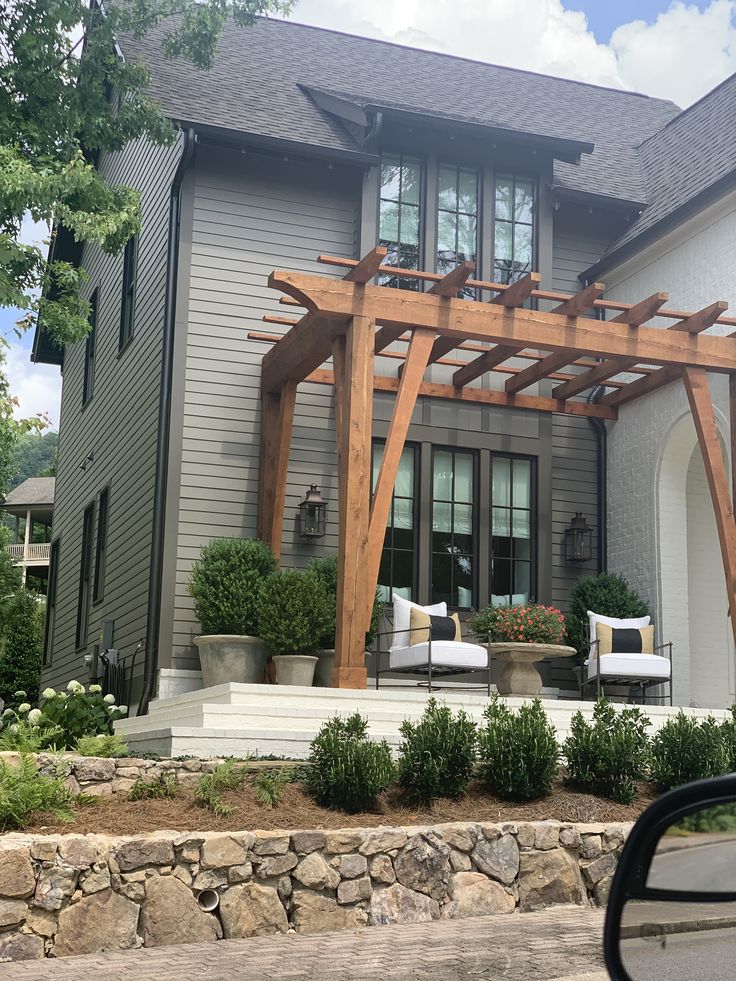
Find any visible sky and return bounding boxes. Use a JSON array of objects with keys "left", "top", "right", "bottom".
[{"left": 5, "top": 0, "right": 736, "bottom": 429}]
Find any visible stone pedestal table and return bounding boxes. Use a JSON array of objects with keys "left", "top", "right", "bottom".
[{"left": 489, "top": 643, "right": 576, "bottom": 697}]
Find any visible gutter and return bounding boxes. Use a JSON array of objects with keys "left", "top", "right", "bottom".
[
  {"left": 138, "top": 127, "right": 197, "bottom": 716},
  {"left": 586, "top": 305, "right": 608, "bottom": 573}
]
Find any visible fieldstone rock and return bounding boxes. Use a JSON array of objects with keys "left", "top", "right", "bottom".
[
  {"left": 253, "top": 832, "right": 290, "bottom": 856},
  {"left": 219, "top": 883, "right": 287, "bottom": 938},
  {"left": 227, "top": 863, "right": 253, "bottom": 884},
  {"left": 192, "top": 869, "right": 227, "bottom": 891},
  {"left": 172, "top": 865, "right": 193, "bottom": 887},
  {"left": 174, "top": 835, "right": 203, "bottom": 863},
  {"left": 336, "top": 853, "right": 368, "bottom": 879},
  {"left": 0, "top": 899, "right": 26, "bottom": 928},
  {"left": 560, "top": 827, "right": 582, "bottom": 849},
  {"left": 291, "top": 889, "right": 368, "bottom": 933},
  {"left": 74, "top": 758, "right": 116, "bottom": 782},
  {"left": 118, "top": 882, "right": 145, "bottom": 904},
  {"left": 256, "top": 852, "right": 298, "bottom": 879},
  {"left": 594, "top": 874, "right": 613, "bottom": 906},
  {"left": 471, "top": 834, "right": 519, "bottom": 886},
  {"left": 141, "top": 876, "right": 221, "bottom": 947},
  {"left": 440, "top": 824, "right": 476, "bottom": 853},
  {"left": 0, "top": 932, "right": 44, "bottom": 961},
  {"left": 0, "top": 849, "right": 35, "bottom": 898},
  {"left": 277, "top": 876, "right": 292, "bottom": 901},
  {"left": 581, "top": 835, "right": 602, "bottom": 860},
  {"left": 516, "top": 825, "right": 536, "bottom": 849},
  {"left": 443, "top": 872, "right": 516, "bottom": 919},
  {"left": 29, "top": 840, "right": 57, "bottom": 863},
  {"left": 34, "top": 865, "right": 77, "bottom": 911},
  {"left": 53, "top": 890, "right": 139, "bottom": 957},
  {"left": 324, "top": 830, "right": 364, "bottom": 855},
  {"left": 59, "top": 838, "right": 99, "bottom": 870},
  {"left": 582, "top": 852, "right": 618, "bottom": 888},
  {"left": 369, "top": 854, "right": 395, "bottom": 884},
  {"left": 518, "top": 849, "right": 586, "bottom": 911},
  {"left": 360, "top": 829, "right": 408, "bottom": 856},
  {"left": 449, "top": 849, "right": 472, "bottom": 872},
  {"left": 291, "top": 831, "right": 326, "bottom": 855},
  {"left": 293, "top": 852, "right": 340, "bottom": 891},
  {"left": 394, "top": 833, "right": 451, "bottom": 901},
  {"left": 369, "top": 883, "right": 440, "bottom": 925},
  {"left": 603, "top": 826, "right": 627, "bottom": 852},
  {"left": 80, "top": 867, "right": 111, "bottom": 895},
  {"left": 114, "top": 838, "right": 174, "bottom": 872},
  {"left": 337, "top": 876, "right": 372, "bottom": 904},
  {"left": 26, "top": 906, "right": 57, "bottom": 937},
  {"left": 200, "top": 836, "right": 249, "bottom": 869},
  {"left": 534, "top": 823, "right": 560, "bottom": 851}
]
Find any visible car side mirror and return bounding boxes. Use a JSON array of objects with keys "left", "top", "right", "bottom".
[{"left": 605, "top": 773, "right": 736, "bottom": 980}]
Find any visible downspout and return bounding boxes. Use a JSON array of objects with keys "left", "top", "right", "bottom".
[
  {"left": 138, "top": 127, "right": 197, "bottom": 716},
  {"left": 587, "top": 387, "right": 608, "bottom": 573}
]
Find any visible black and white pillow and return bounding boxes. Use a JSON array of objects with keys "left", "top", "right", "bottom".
[
  {"left": 596, "top": 623, "right": 654, "bottom": 656},
  {"left": 409, "top": 608, "right": 461, "bottom": 646}
]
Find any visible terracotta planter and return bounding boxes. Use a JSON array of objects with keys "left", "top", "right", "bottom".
[
  {"left": 272, "top": 654, "right": 319, "bottom": 686},
  {"left": 489, "top": 642, "right": 576, "bottom": 697},
  {"left": 314, "top": 649, "right": 335, "bottom": 687},
  {"left": 194, "top": 635, "right": 269, "bottom": 688}
]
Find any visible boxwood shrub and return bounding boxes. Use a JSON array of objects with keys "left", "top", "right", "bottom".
[
  {"left": 650, "top": 711, "right": 728, "bottom": 791},
  {"left": 397, "top": 697, "right": 477, "bottom": 801},
  {"left": 188, "top": 538, "right": 276, "bottom": 636},
  {"left": 306, "top": 713, "right": 394, "bottom": 813},
  {"left": 478, "top": 696, "right": 558, "bottom": 800}
]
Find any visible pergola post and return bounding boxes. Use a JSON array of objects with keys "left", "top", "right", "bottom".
[
  {"left": 332, "top": 314, "right": 375, "bottom": 688},
  {"left": 257, "top": 381, "right": 297, "bottom": 561},
  {"left": 683, "top": 367, "right": 736, "bottom": 646}
]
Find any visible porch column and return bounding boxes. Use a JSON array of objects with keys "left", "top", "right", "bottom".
[
  {"left": 332, "top": 314, "right": 374, "bottom": 688},
  {"left": 257, "top": 382, "right": 297, "bottom": 562}
]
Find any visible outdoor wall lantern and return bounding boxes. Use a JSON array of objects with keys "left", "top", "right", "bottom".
[
  {"left": 564, "top": 512, "right": 593, "bottom": 564},
  {"left": 299, "top": 484, "right": 327, "bottom": 539}
]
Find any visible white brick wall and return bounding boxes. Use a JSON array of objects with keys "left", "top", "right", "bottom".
[{"left": 604, "top": 189, "right": 736, "bottom": 707}]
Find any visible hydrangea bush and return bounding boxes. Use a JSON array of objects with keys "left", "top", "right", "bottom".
[
  {"left": 0, "top": 682, "right": 127, "bottom": 750},
  {"left": 469, "top": 604, "right": 567, "bottom": 645}
]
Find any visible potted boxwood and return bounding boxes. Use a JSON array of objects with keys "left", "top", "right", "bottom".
[
  {"left": 469, "top": 603, "right": 574, "bottom": 697},
  {"left": 188, "top": 538, "right": 276, "bottom": 687},
  {"left": 256, "top": 569, "right": 332, "bottom": 686},
  {"left": 307, "top": 555, "right": 381, "bottom": 686}
]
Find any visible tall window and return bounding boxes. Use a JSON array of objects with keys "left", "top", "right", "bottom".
[
  {"left": 93, "top": 487, "right": 109, "bottom": 603},
  {"left": 83, "top": 288, "right": 98, "bottom": 405},
  {"left": 379, "top": 154, "right": 422, "bottom": 290},
  {"left": 44, "top": 540, "right": 60, "bottom": 664},
  {"left": 76, "top": 503, "right": 94, "bottom": 649},
  {"left": 119, "top": 235, "right": 137, "bottom": 350},
  {"left": 372, "top": 442, "right": 417, "bottom": 603},
  {"left": 491, "top": 456, "right": 535, "bottom": 606},
  {"left": 437, "top": 163, "right": 478, "bottom": 299},
  {"left": 431, "top": 449, "right": 476, "bottom": 609},
  {"left": 493, "top": 176, "right": 535, "bottom": 285}
]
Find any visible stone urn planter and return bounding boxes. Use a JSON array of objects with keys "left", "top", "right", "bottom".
[
  {"left": 273, "top": 654, "right": 319, "bottom": 686},
  {"left": 314, "top": 649, "right": 335, "bottom": 687},
  {"left": 489, "top": 642, "right": 576, "bottom": 697},
  {"left": 194, "top": 635, "right": 269, "bottom": 688}
]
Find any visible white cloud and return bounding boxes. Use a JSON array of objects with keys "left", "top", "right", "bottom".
[{"left": 5, "top": 341, "right": 61, "bottom": 430}]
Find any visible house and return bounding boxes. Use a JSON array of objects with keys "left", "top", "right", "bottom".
[
  {"left": 1, "top": 477, "right": 55, "bottom": 588},
  {"left": 32, "top": 17, "right": 736, "bottom": 718}
]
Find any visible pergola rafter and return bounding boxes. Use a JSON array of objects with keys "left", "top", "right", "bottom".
[{"left": 257, "top": 250, "right": 736, "bottom": 688}]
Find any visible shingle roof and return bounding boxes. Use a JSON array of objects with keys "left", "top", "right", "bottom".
[
  {"left": 118, "top": 17, "right": 679, "bottom": 204},
  {"left": 3, "top": 478, "right": 55, "bottom": 508}
]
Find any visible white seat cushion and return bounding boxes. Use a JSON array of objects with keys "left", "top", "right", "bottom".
[
  {"left": 389, "top": 641, "right": 488, "bottom": 672},
  {"left": 586, "top": 652, "right": 670, "bottom": 681}
]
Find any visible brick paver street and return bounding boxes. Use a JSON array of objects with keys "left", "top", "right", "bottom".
[{"left": 0, "top": 907, "right": 607, "bottom": 981}]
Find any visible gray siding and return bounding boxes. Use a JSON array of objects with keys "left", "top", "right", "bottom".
[{"left": 43, "top": 133, "right": 183, "bottom": 698}]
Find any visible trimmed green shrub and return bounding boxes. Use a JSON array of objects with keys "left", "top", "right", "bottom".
[
  {"left": 188, "top": 538, "right": 276, "bottom": 636},
  {"left": 307, "top": 555, "right": 381, "bottom": 648},
  {"left": 470, "top": 604, "right": 566, "bottom": 645},
  {"left": 0, "top": 753, "right": 73, "bottom": 831},
  {"left": 0, "top": 590, "right": 44, "bottom": 707},
  {"left": 306, "top": 713, "right": 394, "bottom": 813},
  {"left": 562, "top": 698, "right": 650, "bottom": 804},
  {"left": 39, "top": 682, "right": 128, "bottom": 749},
  {"left": 650, "top": 711, "right": 728, "bottom": 791},
  {"left": 478, "top": 696, "right": 558, "bottom": 800},
  {"left": 720, "top": 705, "right": 736, "bottom": 772},
  {"left": 397, "top": 697, "right": 477, "bottom": 801},
  {"left": 565, "top": 572, "right": 650, "bottom": 658},
  {"left": 195, "top": 759, "right": 246, "bottom": 817},
  {"left": 128, "top": 774, "right": 179, "bottom": 801},
  {"left": 75, "top": 734, "right": 129, "bottom": 758},
  {"left": 256, "top": 569, "right": 332, "bottom": 655}
]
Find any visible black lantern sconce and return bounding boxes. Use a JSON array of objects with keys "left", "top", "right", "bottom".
[
  {"left": 298, "top": 484, "right": 327, "bottom": 540},
  {"left": 564, "top": 512, "right": 593, "bottom": 564}
]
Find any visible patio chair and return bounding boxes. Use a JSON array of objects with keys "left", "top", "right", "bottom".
[
  {"left": 374, "top": 596, "right": 491, "bottom": 694},
  {"left": 580, "top": 610, "right": 673, "bottom": 705}
]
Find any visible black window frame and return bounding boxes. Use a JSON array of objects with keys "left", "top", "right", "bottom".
[
  {"left": 371, "top": 440, "right": 419, "bottom": 604},
  {"left": 43, "top": 539, "right": 60, "bottom": 665},
  {"left": 430, "top": 446, "right": 479, "bottom": 611},
  {"left": 436, "top": 161, "right": 479, "bottom": 299},
  {"left": 119, "top": 235, "right": 137, "bottom": 351},
  {"left": 489, "top": 452, "right": 538, "bottom": 607},
  {"left": 93, "top": 486, "right": 109, "bottom": 604},
  {"left": 83, "top": 288, "right": 98, "bottom": 405},
  {"left": 76, "top": 503, "right": 95, "bottom": 650},
  {"left": 378, "top": 152, "right": 424, "bottom": 291},
  {"left": 492, "top": 173, "right": 537, "bottom": 287}
]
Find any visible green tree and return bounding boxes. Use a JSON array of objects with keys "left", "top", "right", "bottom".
[
  {"left": 9, "top": 432, "right": 59, "bottom": 489},
  {"left": 0, "top": 589, "right": 44, "bottom": 707}
]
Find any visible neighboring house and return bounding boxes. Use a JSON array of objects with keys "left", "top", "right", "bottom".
[
  {"left": 1, "top": 477, "right": 55, "bottom": 589},
  {"left": 31, "top": 18, "right": 736, "bottom": 710}
]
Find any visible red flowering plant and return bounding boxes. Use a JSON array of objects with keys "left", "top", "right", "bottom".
[{"left": 469, "top": 604, "right": 566, "bottom": 645}]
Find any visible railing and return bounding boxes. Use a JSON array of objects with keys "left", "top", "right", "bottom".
[{"left": 5, "top": 543, "right": 52, "bottom": 563}]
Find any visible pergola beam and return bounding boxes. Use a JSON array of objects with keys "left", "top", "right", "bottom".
[
  {"left": 428, "top": 260, "right": 475, "bottom": 296},
  {"left": 452, "top": 345, "right": 520, "bottom": 388},
  {"left": 550, "top": 282, "right": 605, "bottom": 316},
  {"left": 343, "top": 246, "right": 388, "bottom": 283}
]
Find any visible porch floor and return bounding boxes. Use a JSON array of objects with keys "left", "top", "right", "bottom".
[{"left": 115, "top": 683, "right": 730, "bottom": 760}]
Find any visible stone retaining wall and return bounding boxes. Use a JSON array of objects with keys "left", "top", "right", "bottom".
[{"left": 0, "top": 820, "right": 631, "bottom": 961}]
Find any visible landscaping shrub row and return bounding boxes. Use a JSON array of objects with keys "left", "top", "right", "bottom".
[{"left": 306, "top": 697, "right": 736, "bottom": 813}]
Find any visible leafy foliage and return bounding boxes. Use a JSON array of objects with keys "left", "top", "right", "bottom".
[
  {"left": 305, "top": 713, "right": 395, "bottom": 814},
  {"left": 721, "top": 705, "right": 736, "bottom": 772},
  {"left": 9, "top": 433, "right": 58, "bottom": 489},
  {"left": 39, "top": 682, "right": 128, "bottom": 749},
  {"left": 0, "top": 714, "right": 64, "bottom": 752},
  {"left": 256, "top": 569, "right": 333, "bottom": 655},
  {"left": 307, "top": 554, "right": 381, "bottom": 648},
  {"left": 650, "top": 711, "right": 728, "bottom": 791},
  {"left": 0, "top": 753, "right": 73, "bottom": 830},
  {"left": 478, "top": 696, "right": 558, "bottom": 800},
  {"left": 565, "top": 573, "right": 650, "bottom": 657},
  {"left": 195, "top": 759, "right": 246, "bottom": 817},
  {"left": 397, "top": 697, "right": 477, "bottom": 801},
  {"left": 562, "top": 699, "right": 650, "bottom": 804},
  {"left": 0, "top": 590, "right": 44, "bottom": 706},
  {"left": 470, "top": 604, "right": 566, "bottom": 645},
  {"left": 252, "top": 767, "right": 294, "bottom": 808},
  {"left": 128, "top": 773, "right": 179, "bottom": 801},
  {"left": 75, "top": 734, "right": 129, "bottom": 758},
  {"left": 188, "top": 537, "right": 276, "bottom": 635}
]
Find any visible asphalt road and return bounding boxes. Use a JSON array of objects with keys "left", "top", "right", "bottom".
[
  {"left": 621, "top": 924, "right": 736, "bottom": 980},
  {"left": 648, "top": 838, "right": 736, "bottom": 892}
]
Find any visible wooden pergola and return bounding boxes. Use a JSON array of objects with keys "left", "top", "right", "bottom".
[{"left": 255, "top": 247, "right": 736, "bottom": 688}]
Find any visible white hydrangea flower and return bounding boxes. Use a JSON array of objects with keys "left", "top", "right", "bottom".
[
  {"left": 42, "top": 688, "right": 56, "bottom": 700},
  {"left": 89, "top": 684, "right": 102, "bottom": 694},
  {"left": 1, "top": 709, "right": 14, "bottom": 720},
  {"left": 8, "top": 724, "right": 18, "bottom": 735},
  {"left": 17, "top": 703, "right": 31, "bottom": 715},
  {"left": 28, "top": 709, "right": 43, "bottom": 726},
  {"left": 0, "top": 720, "right": 4, "bottom": 732},
  {"left": 103, "top": 694, "right": 116, "bottom": 705},
  {"left": 13, "top": 691, "right": 27, "bottom": 700},
  {"left": 56, "top": 692, "right": 67, "bottom": 701},
  {"left": 67, "top": 680, "right": 85, "bottom": 694},
  {"left": 117, "top": 705, "right": 128, "bottom": 716}
]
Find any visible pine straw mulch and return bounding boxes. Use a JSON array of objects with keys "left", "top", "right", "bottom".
[{"left": 17, "top": 777, "right": 659, "bottom": 837}]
